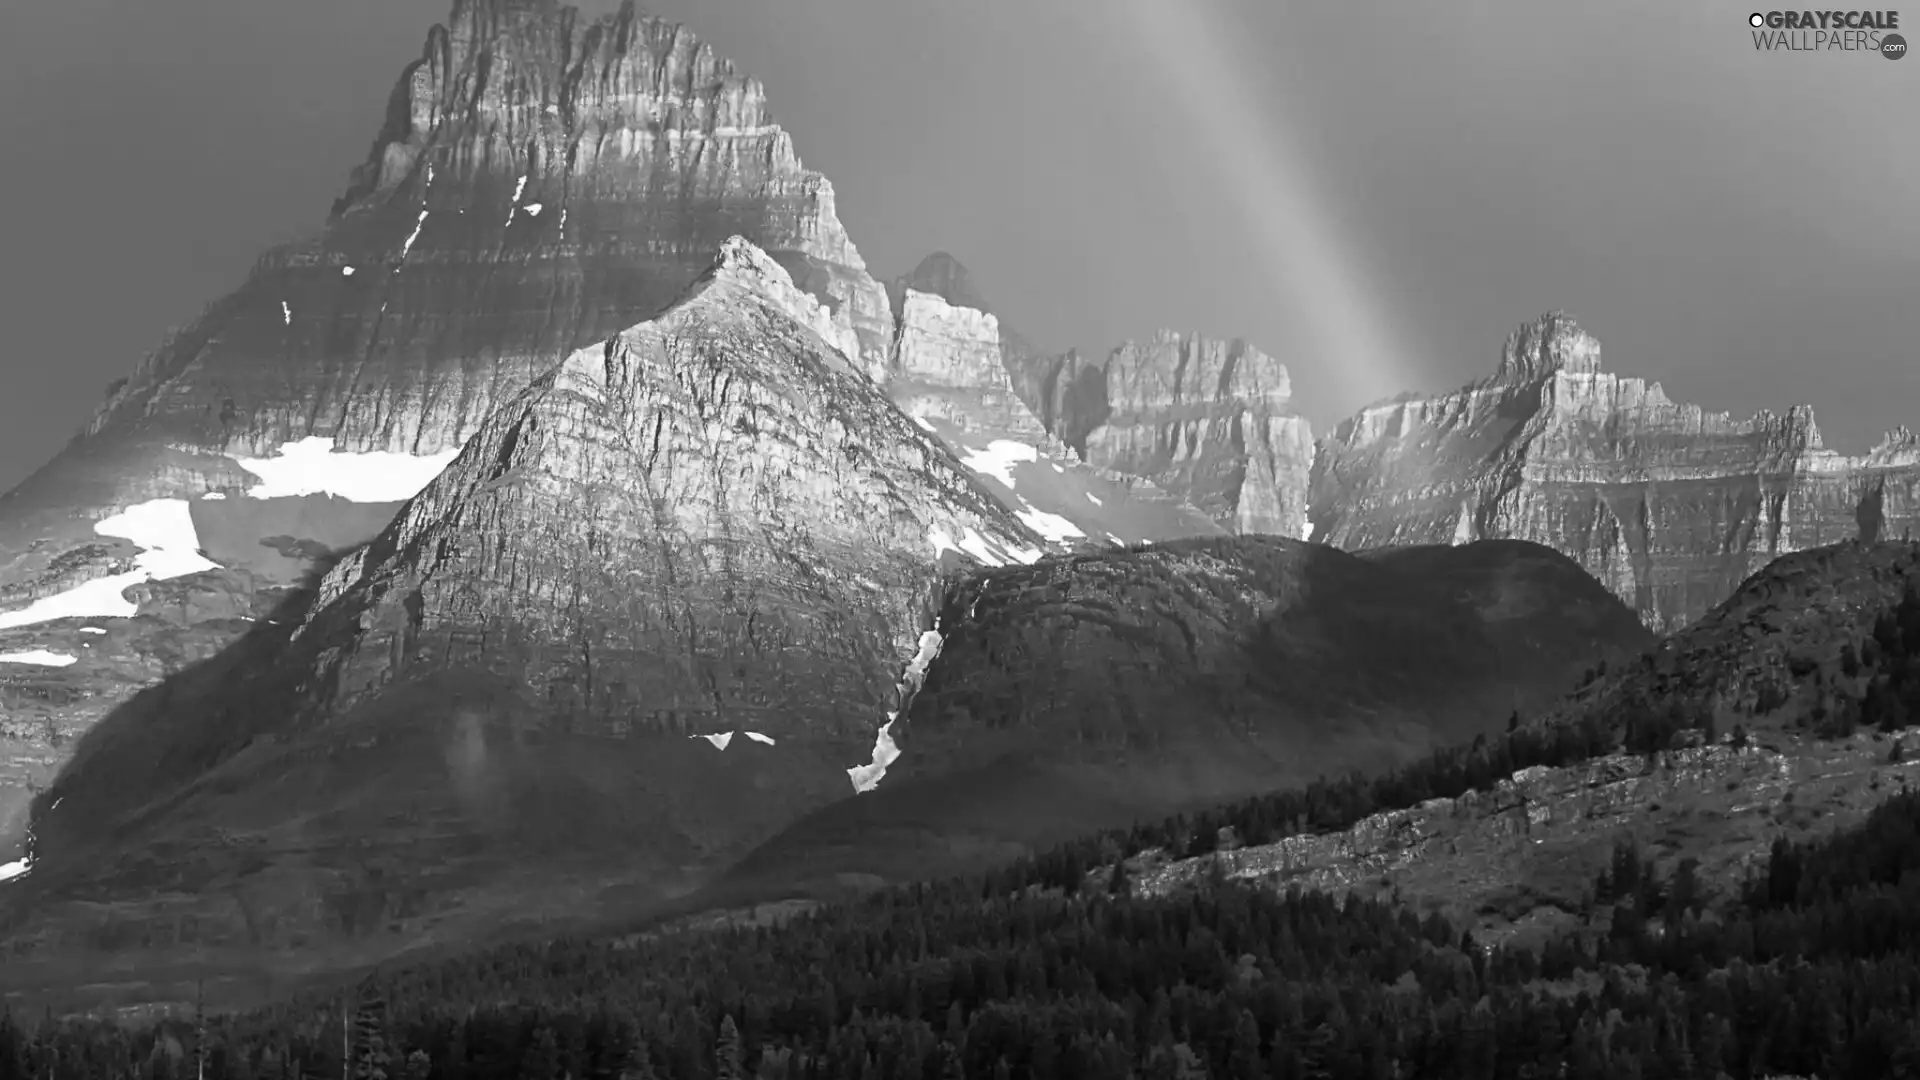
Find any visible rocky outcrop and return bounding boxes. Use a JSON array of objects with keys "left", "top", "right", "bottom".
[
  {"left": 1006, "top": 333, "right": 1315, "bottom": 537},
  {"left": 881, "top": 252, "right": 1050, "bottom": 440},
  {"left": 1310, "top": 312, "right": 1920, "bottom": 630},
  {"left": 5, "top": 239, "right": 1042, "bottom": 967}
]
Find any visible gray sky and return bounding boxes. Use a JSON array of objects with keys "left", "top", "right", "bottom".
[{"left": 1, "top": 0, "right": 1913, "bottom": 494}]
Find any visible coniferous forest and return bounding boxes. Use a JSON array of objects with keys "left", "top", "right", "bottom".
[{"left": 5, "top": 587, "right": 1920, "bottom": 1080}]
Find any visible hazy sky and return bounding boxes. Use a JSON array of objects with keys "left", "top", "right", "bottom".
[{"left": 0, "top": 0, "right": 1913, "bottom": 493}]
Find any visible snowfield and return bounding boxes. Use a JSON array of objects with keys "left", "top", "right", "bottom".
[
  {"left": 0, "top": 649, "right": 78, "bottom": 667},
  {"left": 0, "top": 498, "right": 221, "bottom": 631},
  {"left": 231, "top": 437, "right": 461, "bottom": 502}
]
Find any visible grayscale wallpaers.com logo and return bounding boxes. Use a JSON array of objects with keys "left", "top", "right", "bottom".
[{"left": 1748, "top": 10, "right": 1906, "bottom": 55}]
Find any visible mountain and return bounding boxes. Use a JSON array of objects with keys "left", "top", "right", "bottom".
[
  {"left": 700, "top": 536, "right": 1652, "bottom": 904},
  {"left": 1310, "top": 311, "right": 1920, "bottom": 632},
  {"left": 881, "top": 251, "right": 1292, "bottom": 549},
  {"left": 0, "top": 0, "right": 898, "bottom": 869},
  {"left": 1124, "top": 538, "right": 1920, "bottom": 951},
  {"left": 1004, "top": 332, "right": 1316, "bottom": 538},
  {"left": 0, "top": 238, "right": 1045, "bottom": 992}
]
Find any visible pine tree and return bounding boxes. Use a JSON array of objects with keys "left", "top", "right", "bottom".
[
  {"left": 521, "top": 1024, "right": 561, "bottom": 1080},
  {"left": 716, "top": 1014, "right": 746, "bottom": 1080},
  {"left": 616, "top": 1027, "right": 659, "bottom": 1080},
  {"left": 193, "top": 981, "right": 207, "bottom": 1080},
  {"left": 351, "top": 996, "right": 390, "bottom": 1080}
]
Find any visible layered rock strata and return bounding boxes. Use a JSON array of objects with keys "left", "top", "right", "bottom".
[
  {"left": 884, "top": 253, "right": 1054, "bottom": 441},
  {"left": 1005, "top": 333, "right": 1315, "bottom": 537},
  {"left": 1310, "top": 312, "right": 1920, "bottom": 630},
  {"left": 295, "top": 237, "right": 1038, "bottom": 734}
]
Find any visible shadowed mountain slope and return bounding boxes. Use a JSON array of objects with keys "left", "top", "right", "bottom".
[{"left": 704, "top": 536, "right": 1653, "bottom": 903}]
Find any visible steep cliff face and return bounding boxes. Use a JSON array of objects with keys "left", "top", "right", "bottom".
[
  {"left": 1006, "top": 332, "right": 1314, "bottom": 537},
  {"left": 1, "top": 239, "right": 1041, "bottom": 970},
  {"left": 1310, "top": 312, "right": 1920, "bottom": 630},
  {"left": 0, "top": 0, "right": 893, "bottom": 862}
]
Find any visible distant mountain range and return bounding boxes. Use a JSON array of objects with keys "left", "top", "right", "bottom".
[{"left": 0, "top": 0, "right": 1912, "bottom": 998}]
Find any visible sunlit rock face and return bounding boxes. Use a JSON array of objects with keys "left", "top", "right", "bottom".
[
  {"left": 0, "top": 0, "right": 892, "bottom": 863},
  {"left": 883, "top": 254, "right": 1227, "bottom": 549},
  {"left": 884, "top": 253, "right": 1053, "bottom": 441},
  {"left": 1005, "top": 332, "right": 1314, "bottom": 537},
  {"left": 1309, "top": 311, "right": 1920, "bottom": 630},
  {"left": 295, "top": 238, "right": 1038, "bottom": 735}
]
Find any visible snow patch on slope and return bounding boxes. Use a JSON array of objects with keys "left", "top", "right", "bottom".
[
  {"left": 0, "top": 499, "right": 221, "bottom": 631},
  {"left": 232, "top": 437, "right": 460, "bottom": 502},
  {"left": 400, "top": 209, "right": 429, "bottom": 260},
  {"left": 505, "top": 175, "right": 528, "bottom": 226},
  {"left": 849, "top": 625, "right": 947, "bottom": 794},
  {"left": 926, "top": 525, "right": 1042, "bottom": 568},
  {"left": 958, "top": 440, "right": 1040, "bottom": 489},
  {"left": 690, "top": 730, "right": 778, "bottom": 750},
  {"left": 1015, "top": 506, "right": 1085, "bottom": 544},
  {"left": 0, "top": 650, "right": 77, "bottom": 667}
]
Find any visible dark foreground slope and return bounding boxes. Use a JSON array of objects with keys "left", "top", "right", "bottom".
[
  {"left": 22, "top": 553, "right": 1920, "bottom": 1075},
  {"left": 0, "top": 239, "right": 1042, "bottom": 998},
  {"left": 706, "top": 536, "right": 1652, "bottom": 903}
]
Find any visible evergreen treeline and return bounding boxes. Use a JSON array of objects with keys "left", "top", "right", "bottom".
[
  {"left": 6, "top": 789, "right": 1920, "bottom": 1079},
  {"left": 4, "top": 584, "right": 1918, "bottom": 1079}
]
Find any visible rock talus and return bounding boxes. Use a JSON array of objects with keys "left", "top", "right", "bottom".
[{"left": 1309, "top": 311, "right": 1920, "bottom": 630}]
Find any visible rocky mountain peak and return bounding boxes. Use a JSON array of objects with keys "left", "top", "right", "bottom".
[
  {"left": 889, "top": 252, "right": 992, "bottom": 319},
  {"left": 1492, "top": 311, "right": 1604, "bottom": 382}
]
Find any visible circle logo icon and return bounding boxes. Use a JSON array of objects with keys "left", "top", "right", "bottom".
[
  {"left": 1749, "top": 12, "right": 1766, "bottom": 27},
  {"left": 1884, "top": 33, "right": 1908, "bottom": 58}
]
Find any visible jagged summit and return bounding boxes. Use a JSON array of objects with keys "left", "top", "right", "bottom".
[
  {"left": 888, "top": 251, "right": 992, "bottom": 318},
  {"left": 1490, "top": 311, "right": 1604, "bottom": 382},
  {"left": 1311, "top": 312, "right": 1920, "bottom": 631}
]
